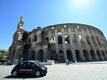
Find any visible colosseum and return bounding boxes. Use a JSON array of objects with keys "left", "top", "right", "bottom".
[{"left": 7, "top": 16, "right": 107, "bottom": 64}]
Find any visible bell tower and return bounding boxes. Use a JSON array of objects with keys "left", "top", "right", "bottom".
[
  {"left": 17, "top": 16, "right": 24, "bottom": 30},
  {"left": 16, "top": 16, "right": 24, "bottom": 40}
]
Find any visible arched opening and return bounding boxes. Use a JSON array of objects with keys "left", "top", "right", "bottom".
[
  {"left": 75, "top": 50, "right": 81, "bottom": 62},
  {"left": 47, "top": 49, "right": 58, "bottom": 61},
  {"left": 83, "top": 49, "right": 89, "bottom": 61},
  {"left": 34, "top": 35, "right": 37, "bottom": 41},
  {"left": 59, "top": 50, "right": 65, "bottom": 62},
  {"left": 90, "top": 50, "right": 96, "bottom": 60},
  {"left": 41, "top": 31, "right": 45, "bottom": 42},
  {"left": 106, "top": 50, "right": 107, "bottom": 57},
  {"left": 28, "top": 37, "right": 31, "bottom": 43},
  {"left": 46, "top": 37, "right": 49, "bottom": 41},
  {"left": 50, "top": 35, "right": 55, "bottom": 43},
  {"left": 37, "top": 49, "right": 44, "bottom": 62},
  {"left": 23, "top": 44, "right": 30, "bottom": 60},
  {"left": 72, "top": 34, "right": 77, "bottom": 43},
  {"left": 66, "top": 50, "right": 73, "bottom": 61},
  {"left": 58, "top": 35, "right": 63, "bottom": 44},
  {"left": 106, "top": 50, "right": 107, "bottom": 54},
  {"left": 31, "top": 51, "right": 35, "bottom": 60},
  {"left": 22, "top": 32, "right": 28, "bottom": 41},
  {"left": 101, "top": 50, "right": 105, "bottom": 59},
  {"left": 96, "top": 50, "right": 102, "bottom": 60},
  {"left": 64, "top": 35, "right": 70, "bottom": 44}
]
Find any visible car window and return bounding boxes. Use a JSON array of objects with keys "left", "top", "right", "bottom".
[
  {"left": 28, "top": 62, "right": 30, "bottom": 66},
  {"left": 34, "top": 62, "right": 44, "bottom": 67},
  {"left": 20, "top": 62, "right": 23, "bottom": 65},
  {"left": 32, "top": 63, "right": 35, "bottom": 67},
  {"left": 19, "top": 62, "right": 27, "bottom": 67}
]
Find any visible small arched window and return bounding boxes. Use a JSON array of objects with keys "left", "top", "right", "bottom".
[
  {"left": 58, "top": 35, "right": 63, "bottom": 44},
  {"left": 22, "top": 32, "right": 28, "bottom": 41},
  {"left": 34, "top": 35, "right": 37, "bottom": 41},
  {"left": 64, "top": 35, "right": 70, "bottom": 44}
]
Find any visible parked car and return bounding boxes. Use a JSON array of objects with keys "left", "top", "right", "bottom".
[{"left": 11, "top": 61, "right": 47, "bottom": 77}]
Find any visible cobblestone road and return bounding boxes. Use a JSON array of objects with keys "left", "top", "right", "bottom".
[{"left": 0, "top": 62, "right": 107, "bottom": 80}]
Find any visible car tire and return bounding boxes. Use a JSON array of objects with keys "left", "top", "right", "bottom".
[
  {"left": 12, "top": 71, "right": 17, "bottom": 77},
  {"left": 36, "top": 71, "right": 40, "bottom": 77}
]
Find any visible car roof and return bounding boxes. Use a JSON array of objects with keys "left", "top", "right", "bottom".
[{"left": 19, "top": 60, "right": 40, "bottom": 64}]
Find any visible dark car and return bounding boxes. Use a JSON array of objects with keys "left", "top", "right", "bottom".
[{"left": 11, "top": 61, "right": 47, "bottom": 77}]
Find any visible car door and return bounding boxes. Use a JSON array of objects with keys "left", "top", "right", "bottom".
[
  {"left": 27, "top": 62, "right": 34, "bottom": 73},
  {"left": 18, "top": 62, "right": 27, "bottom": 73}
]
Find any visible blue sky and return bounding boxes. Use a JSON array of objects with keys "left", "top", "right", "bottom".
[{"left": 0, "top": 0, "right": 107, "bottom": 49}]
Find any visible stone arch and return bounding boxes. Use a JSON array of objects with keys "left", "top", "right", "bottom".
[
  {"left": 64, "top": 35, "right": 70, "bottom": 44},
  {"left": 31, "top": 50, "right": 35, "bottom": 60},
  {"left": 50, "top": 35, "right": 55, "bottom": 43},
  {"left": 101, "top": 50, "right": 105, "bottom": 59},
  {"left": 105, "top": 50, "right": 107, "bottom": 56},
  {"left": 22, "top": 32, "right": 28, "bottom": 41},
  {"left": 34, "top": 34, "right": 37, "bottom": 41},
  {"left": 106, "top": 50, "right": 107, "bottom": 54},
  {"left": 75, "top": 50, "right": 81, "bottom": 62},
  {"left": 59, "top": 50, "right": 65, "bottom": 62},
  {"left": 47, "top": 49, "right": 58, "bottom": 61},
  {"left": 46, "top": 37, "right": 49, "bottom": 41},
  {"left": 90, "top": 49, "right": 96, "bottom": 60},
  {"left": 66, "top": 49, "right": 73, "bottom": 61},
  {"left": 83, "top": 49, "right": 89, "bottom": 60},
  {"left": 23, "top": 44, "right": 30, "bottom": 60},
  {"left": 58, "top": 35, "right": 63, "bottom": 44},
  {"left": 28, "top": 37, "right": 31, "bottom": 43},
  {"left": 41, "top": 30, "right": 45, "bottom": 41},
  {"left": 96, "top": 50, "right": 102, "bottom": 60},
  {"left": 37, "top": 49, "right": 44, "bottom": 62}
]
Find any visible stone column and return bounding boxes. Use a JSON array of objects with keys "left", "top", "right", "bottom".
[
  {"left": 72, "top": 49, "right": 77, "bottom": 63},
  {"left": 75, "top": 28, "right": 81, "bottom": 47},
  {"left": 43, "top": 48, "right": 47, "bottom": 62},
  {"left": 81, "top": 29, "right": 89, "bottom": 48},
  {"left": 55, "top": 29, "right": 59, "bottom": 53},
  {"left": 61, "top": 28, "right": 67, "bottom": 62},
  {"left": 79, "top": 50, "right": 86, "bottom": 61},
  {"left": 89, "top": 35, "right": 94, "bottom": 47},
  {"left": 86, "top": 29, "right": 94, "bottom": 47},
  {"left": 87, "top": 50, "right": 92, "bottom": 60},
  {"left": 13, "top": 45, "right": 21, "bottom": 64},
  {"left": 104, "top": 50, "right": 107, "bottom": 60},
  {"left": 75, "top": 28, "right": 85, "bottom": 61},
  {"left": 68, "top": 27, "right": 74, "bottom": 48},
  {"left": 94, "top": 50, "right": 99, "bottom": 60},
  {"left": 100, "top": 50, "right": 104, "bottom": 60}
]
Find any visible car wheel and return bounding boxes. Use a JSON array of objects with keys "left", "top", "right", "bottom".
[
  {"left": 12, "top": 71, "right": 17, "bottom": 77},
  {"left": 36, "top": 71, "right": 40, "bottom": 77}
]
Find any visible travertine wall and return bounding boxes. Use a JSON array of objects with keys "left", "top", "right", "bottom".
[
  {"left": 8, "top": 19, "right": 107, "bottom": 64},
  {"left": 28, "top": 23, "right": 107, "bottom": 63}
]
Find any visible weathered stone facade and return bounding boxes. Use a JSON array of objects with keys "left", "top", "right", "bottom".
[{"left": 8, "top": 16, "right": 107, "bottom": 64}]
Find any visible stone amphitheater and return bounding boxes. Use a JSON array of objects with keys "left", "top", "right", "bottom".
[{"left": 8, "top": 16, "right": 107, "bottom": 64}]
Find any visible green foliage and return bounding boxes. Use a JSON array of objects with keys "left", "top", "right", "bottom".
[
  {"left": 0, "top": 52, "right": 7, "bottom": 60},
  {"left": 0, "top": 54, "right": 4, "bottom": 60}
]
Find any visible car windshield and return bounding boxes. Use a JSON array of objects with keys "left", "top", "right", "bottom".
[{"left": 33, "top": 62, "right": 44, "bottom": 67}]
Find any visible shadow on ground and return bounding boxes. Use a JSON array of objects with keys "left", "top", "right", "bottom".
[{"left": 4, "top": 74, "right": 43, "bottom": 79}]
